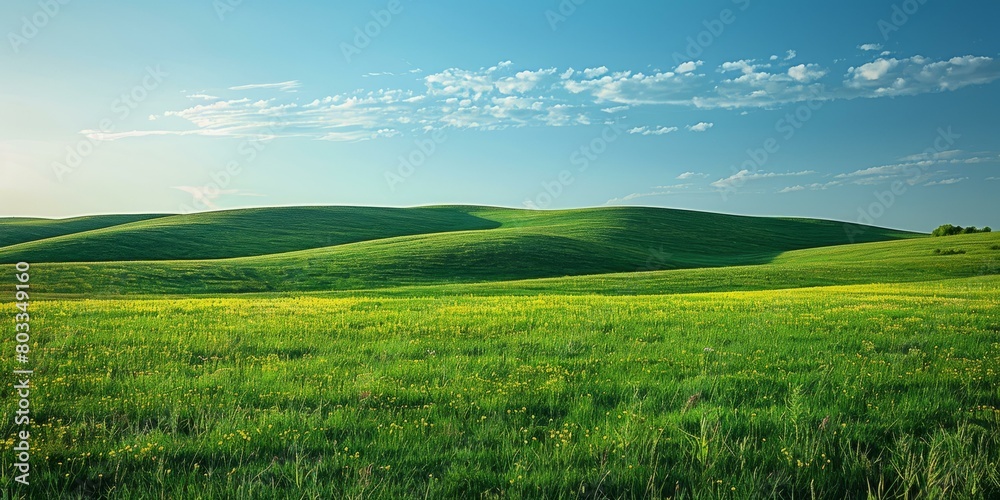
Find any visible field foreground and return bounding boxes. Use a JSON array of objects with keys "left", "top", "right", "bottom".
[{"left": 4, "top": 276, "right": 999, "bottom": 498}]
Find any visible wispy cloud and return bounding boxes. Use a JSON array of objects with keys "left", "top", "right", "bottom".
[
  {"left": 228, "top": 81, "right": 301, "bottom": 92},
  {"left": 834, "top": 150, "right": 998, "bottom": 187},
  {"left": 628, "top": 126, "right": 679, "bottom": 136},
  {"left": 778, "top": 181, "right": 840, "bottom": 193},
  {"left": 676, "top": 171, "right": 709, "bottom": 180},
  {"left": 605, "top": 183, "right": 694, "bottom": 204},
  {"left": 710, "top": 169, "right": 815, "bottom": 190},
  {"left": 924, "top": 177, "right": 968, "bottom": 186},
  {"left": 767, "top": 149, "right": 1000, "bottom": 192}
]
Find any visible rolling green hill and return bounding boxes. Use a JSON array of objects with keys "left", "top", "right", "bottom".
[
  {"left": 9, "top": 204, "right": 946, "bottom": 296},
  {"left": 28, "top": 230, "right": 997, "bottom": 296},
  {"left": 0, "top": 205, "right": 916, "bottom": 266},
  {"left": 0, "top": 214, "right": 169, "bottom": 248},
  {"left": 353, "top": 232, "right": 1000, "bottom": 298},
  {"left": 0, "top": 206, "right": 502, "bottom": 263}
]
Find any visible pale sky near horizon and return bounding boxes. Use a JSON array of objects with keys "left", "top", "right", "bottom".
[{"left": 1, "top": 0, "right": 998, "bottom": 232}]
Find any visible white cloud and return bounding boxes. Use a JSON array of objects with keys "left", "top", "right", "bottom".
[
  {"left": 899, "top": 149, "right": 964, "bottom": 162},
  {"left": 850, "top": 59, "right": 898, "bottom": 81},
  {"left": 778, "top": 181, "right": 839, "bottom": 193},
  {"left": 987, "top": 177, "right": 1000, "bottom": 181},
  {"left": 81, "top": 129, "right": 207, "bottom": 141},
  {"left": 563, "top": 70, "right": 700, "bottom": 105},
  {"left": 425, "top": 67, "right": 497, "bottom": 100},
  {"left": 102, "top": 53, "right": 1000, "bottom": 142},
  {"left": 600, "top": 105, "right": 630, "bottom": 114},
  {"left": 228, "top": 81, "right": 300, "bottom": 92},
  {"left": 674, "top": 61, "right": 702, "bottom": 74},
  {"left": 845, "top": 56, "right": 1000, "bottom": 96},
  {"left": 858, "top": 43, "right": 883, "bottom": 52},
  {"left": 686, "top": 122, "right": 714, "bottom": 132},
  {"left": 924, "top": 177, "right": 968, "bottom": 186},
  {"left": 676, "top": 171, "right": 709, "bottom": 180},
  {"left": 628, "top": 126, "right": 679, "bottom": 136},
  {"left": 788, "top": 64, "right": 827, "bottom": 83},
  {"left": 830, "top": 149, "right": 999, "bottom": 188},
  {"left": 836, "top": 164, "right": 908, "bottom": 179},
  {"left": 785, "top": 50, "right": 797, "bottom": 61},
  {"left": 582, "top": 66, "right": 609, "bottom": 78},
  {"left": 495, "top": 68, "right": 558, "bottom": 94},
  {"left": 652, "top": 183, "right": 693, "bottom": 190},
  {"left": 320, "top": 128, "right": 400, "bottom": 142},
  {"left": 698, "top": 59, "right": 829, "bottom": 108},
  {"left": 711, "top": 169, "right": 815, "bottom": 190},
  {"left": 720, "top": 60, "right": 760, "bottom": 74}
]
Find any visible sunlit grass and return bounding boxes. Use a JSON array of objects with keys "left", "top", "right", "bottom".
[{"left": 3, "top": 277, "right": 998, "bottom": 497}]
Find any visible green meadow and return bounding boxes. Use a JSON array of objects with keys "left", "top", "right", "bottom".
[{"left": 1, "top": 206, "right": 998, "bottom": 498}]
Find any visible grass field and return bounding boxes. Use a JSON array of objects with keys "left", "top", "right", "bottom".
[{"left": 1, "top": 206, "right": 998, "bottom": 498}]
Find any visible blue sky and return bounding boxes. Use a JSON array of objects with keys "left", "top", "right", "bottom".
[{"left": 1, "top": 0, "right": 998, "bottom": 231}]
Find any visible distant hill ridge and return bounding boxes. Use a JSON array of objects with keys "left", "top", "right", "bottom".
[
  {"left": 0, "top": 205, "right": 918, "bottom": 265},
  {"left": 0, "top": 205, "right": 947, "bottom": 296}
]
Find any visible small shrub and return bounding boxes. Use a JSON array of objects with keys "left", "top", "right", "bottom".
[
  {"left": 990, "top": 244, "right": 1000, "bottom": 251},
  {"left": 933, "top": 248, "right": 966, "bottom": 256}
]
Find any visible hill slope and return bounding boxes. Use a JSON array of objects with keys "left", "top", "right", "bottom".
[
  {"left": 0, "top": 205, "right": 916, "bottom": 266},
  {"left": 0, "top": 206, "right": 502, "bottom": 263},
  {"left": 31, "top": 231, "right": 997, "bottom": 296},
  {"left": 19, "top": 205, "right": 932, "bottom": 295},
  {"left": 0, "top": 214, "right": 169, "bottom": 248},
  {"left": 353, "top": 232, "right": 1000, "bottom": 297}
]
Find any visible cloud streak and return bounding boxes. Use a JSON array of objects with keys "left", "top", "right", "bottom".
[{"left": 228, "top": 81, "right": 301, "bottom": 92}]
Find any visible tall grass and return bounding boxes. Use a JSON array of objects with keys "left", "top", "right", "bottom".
[{"left": 3, "top": 277, "right": 998, "bottom": 497}]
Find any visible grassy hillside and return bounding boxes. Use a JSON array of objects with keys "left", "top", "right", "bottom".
[
  {"left": 355, "top": 231, "right": 1000, "bottom": 298},
  {"left": 10, "top": 205, "right": 922, "bottom": 295},
  {"left": 0, "top": 213, "right": 169, "bottom": 248},
  {"left": 0, "top": 206, "right": 502, "bottom": 263},
  {"left": 28, "top": 226, "right": 994, "bottom": 298},
  {"left": 0, "top": 205, "right": 916, "bottom": 265}
]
